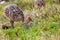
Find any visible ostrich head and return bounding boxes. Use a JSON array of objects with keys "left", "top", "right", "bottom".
[{"left": 34, "top": 0, "right": 46, "bottom": 8}]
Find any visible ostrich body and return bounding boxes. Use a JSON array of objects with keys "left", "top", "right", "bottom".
[
  {"left": 4, "top": 4, "right": 24, "bottom": 28},
  {"left": 34, "top": 0, "right": 46, "bottom": 8}
]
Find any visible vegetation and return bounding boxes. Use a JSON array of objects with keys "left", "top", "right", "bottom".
[{"left": 0, "top": 0, "right": 60, "bottom": 40}]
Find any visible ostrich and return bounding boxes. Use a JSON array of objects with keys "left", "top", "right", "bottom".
[
  {"left": 0, "top": 0, "right": 17, "bottom": 4},
  {"left": 4, "top": 4, "right": 33, "bottom": 28},
  {"left": 34, "top": 0, "right": 46, "bottom": 9},
  {"left": 0, "top": 0, "right": 6, "bottom": 4}
]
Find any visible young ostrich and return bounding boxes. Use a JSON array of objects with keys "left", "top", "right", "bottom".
[
  {"left": 4, "top": 4, "right": 32, "bottom": 28},
  {"left": 0, "top": 0, "right": 6, "bottom": 4},
  {"left": 34, "top": 0, "right": 46, "bottom": 9}
]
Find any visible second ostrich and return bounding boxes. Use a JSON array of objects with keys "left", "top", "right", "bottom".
[
  {"left": 34, "top": 0, "right": 46, "bottom": 8},
  {"left": 4, "top": 4, "right": 32, "bottom": 28}
]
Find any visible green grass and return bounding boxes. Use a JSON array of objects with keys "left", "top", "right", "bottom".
[{"left": 0, "top": 0, "right": 60, "bottom": 40}]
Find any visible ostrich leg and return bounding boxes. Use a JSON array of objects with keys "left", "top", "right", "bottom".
[{"left": 10, "top": 20, "right": 14, "bottom": 28}]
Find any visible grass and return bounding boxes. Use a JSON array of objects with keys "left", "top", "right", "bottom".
[{"left": 0, "top": 0, "right": 60, "bottom": 40}]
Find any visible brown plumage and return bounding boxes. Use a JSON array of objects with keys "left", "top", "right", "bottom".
[
  {"left": 4, "top": 4, "right": 33, "bottom": 28},
  {"left": 4, "top": 4, "right": 24, "bottom": 28},
  {"left": 2, "top": 23, "right": 10, "bottom": 29},
  {"left": 0, "top": 0, "right": 14, "bottom": 2},
  {"left": 34, "top": 0, "right": 46, "bottom": 8}
]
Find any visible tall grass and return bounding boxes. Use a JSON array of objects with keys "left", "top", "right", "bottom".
[{"left": 0, "top": 0, "right": 60, "bottom": 40}]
